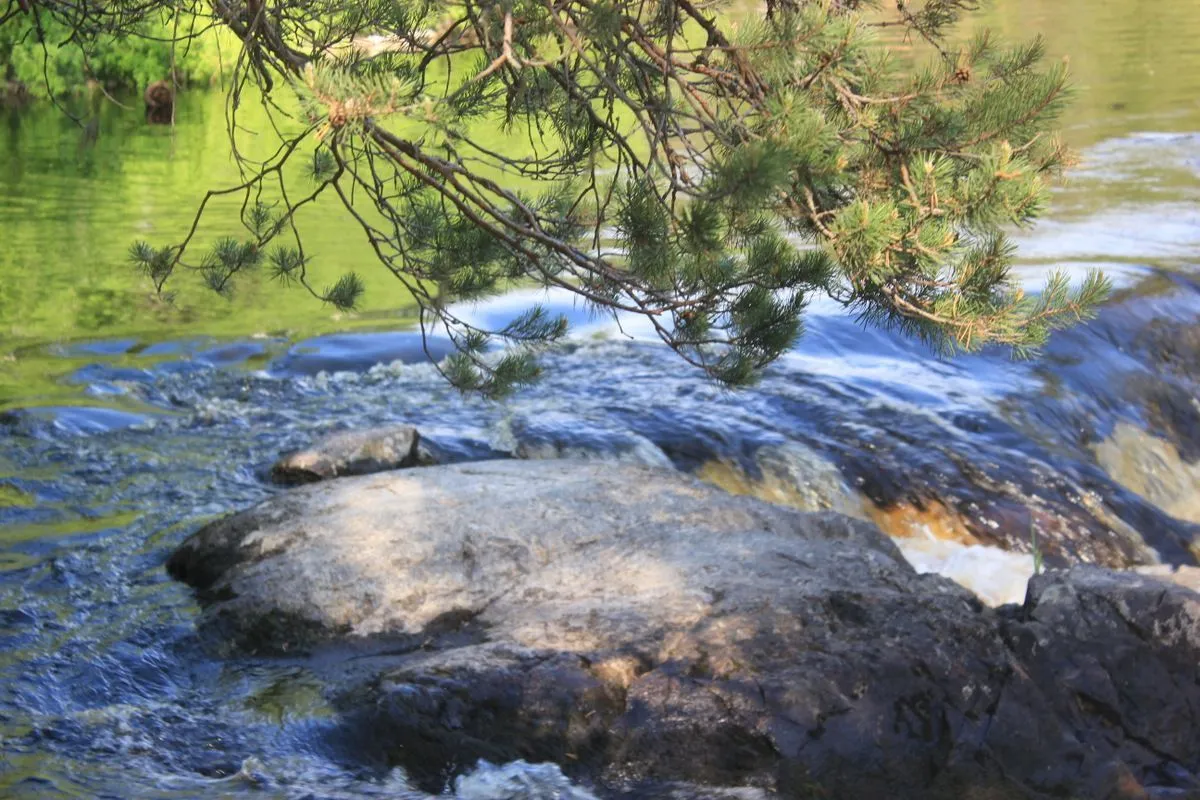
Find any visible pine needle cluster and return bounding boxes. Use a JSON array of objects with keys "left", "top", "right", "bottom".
[{"left": 14, "top": 0, "right": 1110, "bottom": 394}]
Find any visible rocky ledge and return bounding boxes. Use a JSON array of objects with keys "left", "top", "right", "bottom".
[{"left": 167, "top": 460, "right": 1200, "bottom": 799}]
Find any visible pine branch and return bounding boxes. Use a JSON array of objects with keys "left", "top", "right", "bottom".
[{"left": 41, "top": 0, "right": 1106, "bottom": 392}]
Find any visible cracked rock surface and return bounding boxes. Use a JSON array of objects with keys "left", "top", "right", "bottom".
[{"left": 167, "top": 460, "right": 1200, "bottom": 799}]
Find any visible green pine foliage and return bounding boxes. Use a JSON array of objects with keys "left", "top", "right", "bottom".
[{"left": 11, "top": 0, "right": 1111, "bottom": 394}]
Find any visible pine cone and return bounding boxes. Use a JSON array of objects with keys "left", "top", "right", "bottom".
[{"left": 328, "top": 103, "right": 348, "bottom": 128}]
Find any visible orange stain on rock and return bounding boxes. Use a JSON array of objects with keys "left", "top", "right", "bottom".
[{"left": 865, "top": 499, "right": 981, "bottom": 545}]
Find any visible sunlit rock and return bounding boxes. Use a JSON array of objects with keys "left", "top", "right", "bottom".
[
  {"left": 270, "top": 424, "right": 425, "bottom": 485},
  {"left": 169, "top": 461, "right": 1200, "bottom": 799}
]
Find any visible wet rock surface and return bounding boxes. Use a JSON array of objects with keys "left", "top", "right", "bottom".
[
  {"left": 1097, "top": 423, "right": 1200, "bottom": 524},
  {"left": 502, "top": 412, "right": 674, "bottom": 469},
  {"left": 168, "top": 461, "right": 1200, "bottom": 799}
]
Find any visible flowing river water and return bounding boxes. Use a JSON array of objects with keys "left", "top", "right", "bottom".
[{"left": 3, "top": 3, "right": 1200, "bottom": 797}]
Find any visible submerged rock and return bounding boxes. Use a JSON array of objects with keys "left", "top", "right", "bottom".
[
  {"left": 695, "top": 441, "right": 868, "bottom": 521},
  {"left": 609, "top": 388, "right": 1200, "bottom": 569},
  {"left": 1096, "top": 422, "right": 1200, "bottom": 525},
  {"left": 499, "top": 412, "right": 674, "bottom": 469},
  {"left": 168, "top": 461, "right": 1200, "bottom": 799},
  {"left": 269, "top": 425, "right": 426, "bottom": 484}
]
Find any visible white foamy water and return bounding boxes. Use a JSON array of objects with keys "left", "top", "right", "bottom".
[
  {"left": 453, "top": 761, "right": 601, "bottom": 799},
  {"left": 894, "top": 537, "right": 1037, "bottom": 607}
]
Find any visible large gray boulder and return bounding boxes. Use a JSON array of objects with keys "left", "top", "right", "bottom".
[{"left": 168, "top": 461, "right": 1200, "bottom": 799}]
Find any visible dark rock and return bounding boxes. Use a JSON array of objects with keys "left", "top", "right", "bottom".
[
  {"left": 168, "top": 461, "right": 1200, "bottom": 799},
  {"left": 1136, "top": 319, "right": 1200, "bottom": 382},
  {"left": 144, "top": 79, "right": 174, "bottom": 124},
  {"left": 1133, "top": 376, "right": 1200, "bottom": 465},
  {"left": 2, "top": 79, "right": 31, "bottom": 105},
  {"left": 268, "top": 425, "right": 423, "bottom": 484},
  {"left": 997, "top": 568, "right": 1200, "bottom": 800}
]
